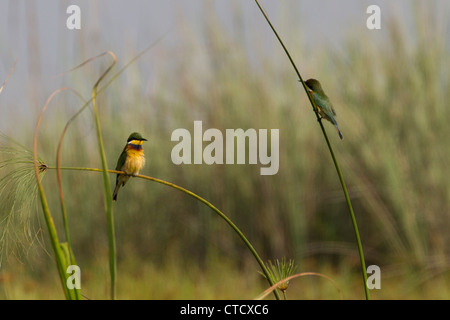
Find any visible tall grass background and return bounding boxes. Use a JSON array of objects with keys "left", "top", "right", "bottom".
[{"left": 1, "top": 2, "right": 450, "bottom": 298}]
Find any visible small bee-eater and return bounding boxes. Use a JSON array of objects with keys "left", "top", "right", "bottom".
[
  {"left": 112, "top": 132, "right": 147, "bottom": 201},
  {"left": 305, "top": 78, "right": 344, "bottom": 140}
]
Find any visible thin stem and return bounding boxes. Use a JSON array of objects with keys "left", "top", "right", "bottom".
[
  {"left": 321, "top": 126, "right": 369, "bottom": 299},
  {"left": 0, "top": 59, "right": 18, "bottom": 95},
  {"left": 254, "top": 0, "right": 370, "bottom": 299}
]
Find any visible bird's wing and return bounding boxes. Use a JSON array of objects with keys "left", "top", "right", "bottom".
[
  {"left": 331, "top": 105, "right": 337, "bottom": 116},
  {"left": 313, "top": 93, "right": 335, "bottom": 117},
  {"left": 115, "top": 146, "right": 128, "bottom": 171},
  {"left": 320, "top": 94, "right": 336, "bottom": 117}
]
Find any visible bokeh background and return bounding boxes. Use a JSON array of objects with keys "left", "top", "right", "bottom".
[{"left": 1, "top": 0, "right": 450, "bottom": 299}]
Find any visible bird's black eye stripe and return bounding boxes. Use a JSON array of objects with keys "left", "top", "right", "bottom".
[{"left": 127, "top": 137, "right": 146, "bottom": 142}]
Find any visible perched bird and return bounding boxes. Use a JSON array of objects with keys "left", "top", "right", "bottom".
[
  {"left": 304, "top": 79, "right": 343, "bottom": 140},
  {"left": 112, "top": 132, "right": 147, "bottom": 201}
]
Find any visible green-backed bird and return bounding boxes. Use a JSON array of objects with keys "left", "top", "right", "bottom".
[
  {"left": 305, "top": 79, "right": 343, "bottom": 140},
  {"left": 112, "top": 132, "right": 147, "bottom": 201}
]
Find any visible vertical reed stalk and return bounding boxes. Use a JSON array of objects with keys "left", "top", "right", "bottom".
[{"left": 90, "top": 52, "right": 117, "bottom": 300}]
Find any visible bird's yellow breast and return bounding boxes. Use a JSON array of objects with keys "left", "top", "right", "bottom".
[{"left": 123, "top": 148, "right": 145, "bottom": 175}]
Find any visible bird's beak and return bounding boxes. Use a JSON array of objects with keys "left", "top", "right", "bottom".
[{"left": 142, "top": 138, "right": 148, "bottom": 141}]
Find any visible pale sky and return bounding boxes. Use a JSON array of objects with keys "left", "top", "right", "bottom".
[{"left": 0, "top": 0, "right": 448, "bottom": 129}]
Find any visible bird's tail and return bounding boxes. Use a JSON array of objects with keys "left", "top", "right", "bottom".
[
  {"left": 335, "top": 124, "right": 344, "bottom": 140},
  {"left": 328, "top": 115, "right": 344, "bottom": 140},
  {"left": 112, "top": 175, "right": 121, "bottom": 201},
  {"left": 112, "top": 183, "right": 120, "bottom": 201}
]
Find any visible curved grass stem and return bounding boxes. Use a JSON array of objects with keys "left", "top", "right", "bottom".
[
  {"left": 254, "top": 272, "right": 343, "bottom": 300},
  {"left": 49, "top": 165, "right": 281, "bottom": 300}
]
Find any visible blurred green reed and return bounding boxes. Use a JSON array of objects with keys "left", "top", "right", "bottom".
[{"left": 1, "top": 2, "right": 450, "bottom": 299}]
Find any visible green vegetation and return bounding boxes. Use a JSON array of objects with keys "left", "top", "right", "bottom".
[{"left": 1, "top": 2, "right": 449, "bottom": 299}]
